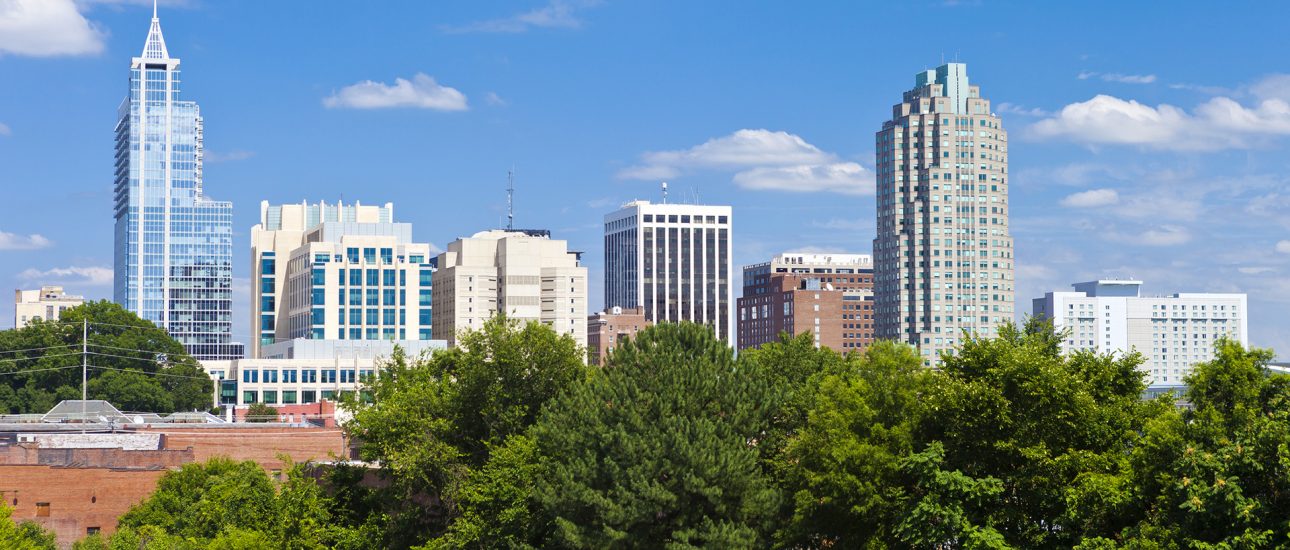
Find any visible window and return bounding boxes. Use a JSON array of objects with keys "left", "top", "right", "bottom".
[
  {"left": 36, "top": 503, "right": 49, "bottom": 517},
  {"left": 263, "top": 391, "right": 278, "bottom": 404},
  {"left": 383, "top": 269, "right": 396, "bottom": 285},
  {"left": 366, "top": 289, "right": 379, "bottom": 306},
  {"left": 242, "top": 390, "right": 257, "bottom": 404},
  {"left": 380, "top": 248, "right": 393, "bottom": 264},
  {"left": 87, "top": 527, "right": 100, "bottom": 536},
  {"left": 302, "top": 390, "right": 317, "bottom": 404},
  {"left": 363, "top": 248, "right": 377, "bottom": 264},
  {"left": 349, "top": 269, "right": 362, "bottom": 286},
  {"left": 282, "top": 390, "right": 298, "bottom": 405},
  {"left": 366, "top": 269, "right": 379, "bottom": 286},
  {"left": 420, "top": 270, "right": 433, "bottom": 286}
]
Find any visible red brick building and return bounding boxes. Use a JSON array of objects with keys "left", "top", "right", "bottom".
[
  {"left": 587, "top": 306, "right": 650, "bottom": 365},
  {"left": 1, "top": 401, "right": 349, "bottom": 547},
  {"left": 737, "top": 253, "right": 874, "bottom": 353}
]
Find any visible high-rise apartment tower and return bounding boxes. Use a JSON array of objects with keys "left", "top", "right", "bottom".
[
  {"left": 113, "top": 7, "right": 241, "bottom": 360},
  {"left": 873, "top": 63, "right": 1014, "bottom": 366}
]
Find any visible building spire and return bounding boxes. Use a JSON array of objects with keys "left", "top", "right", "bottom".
[{"left": 142, "top": 1, "right": 169, "bottom": 60}]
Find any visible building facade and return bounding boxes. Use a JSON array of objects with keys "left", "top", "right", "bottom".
[
  {"left": 202, "top": 338, "right": 446, "bottom": 407},
  {"left": 250, "top": 200, "right": 437, "bottom": 358},
  {"left": 433, "top": 230, "right": 587, "bottom": 348},
  {"left": 873, "top": 62, "right": 1014, "bottom": 366},
  {"left": 603, "top": 200, "right": 734, "bottom": 343},
  {"left": 1032, "top": 280, "right": 1248, "bottom": 391},
  {"left": 587, "top": 306, "right": 650, "bottom": 366},
  {"left": 738, "top": 253, "right": 874, "bottom": 353},
  {"left": 113, "top": 9, "right": 240, "bottom": 360},
  {"left": 14, "top": 286, "right": 84, "bottom": 328}
]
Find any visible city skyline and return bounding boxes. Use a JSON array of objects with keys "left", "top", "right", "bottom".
[{"left": 2, "top": 1, "right": 1289, "bottom": 357}]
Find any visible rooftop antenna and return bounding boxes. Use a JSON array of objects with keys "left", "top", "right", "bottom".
[
  {"left": 506, "top": 167, "right": 515, "bottom": 230},
  {"left": 661, "top": 181, "right": 668, "bottom": 204},
  {"left": 153, "top": 0, "right": 158, "bottom": 19}
]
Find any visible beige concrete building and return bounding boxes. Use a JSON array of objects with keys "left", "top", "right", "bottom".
[
  {"left": 873, "top": 63, "right": 1015, "bottom": 366},
  {"left": 587, "top": 306, "right": 650, "bottom": 366},
  {"left": 250, "top": 200, "right": 439, "bottom": 357},
  {"left": 14, "top": 286, "right": 84, "bottom": 328},
  {"left": 433, "top": 230, "right": 587, "bottom": 348}
]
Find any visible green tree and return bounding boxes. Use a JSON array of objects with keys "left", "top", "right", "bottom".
[
  {"left": 0, "top": 503, "right": 57, "bottom": 550},
  {"left": 900, "top": 319, "right": 1161, "bottom": 548},
  {"left": 426, "top": 434, "right": 542, "bottom": 549},
  {"left": 245, "top": 402, "right": 278, "bottom": 423},
  {"left": 118, "top": 458, "right": 277, "bottom": 540},
  {"left": 1122, "top": 339, "right": 1290, "bottom": 547},
  {"left": 0, "top": 301, "right": 210, "bottom": 414},
  {"left": 340, "top": 314, "right": 587, "bottom": 547},
  {"left": 532, "top": 322, "right": 780, "bottom": 548},
  {"left": 777, "top": 340, "right": 928, "bottom": 547}
]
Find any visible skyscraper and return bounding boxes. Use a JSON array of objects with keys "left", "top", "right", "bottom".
[
  {"left": 603, "top": 200, "right": 733, "bottom": 343},
  {"left": 114, "top": 7, "right": 242, "bottom": 360},
  {"left": 872, "top": 63, "right": 1014, "bottom": 366}
]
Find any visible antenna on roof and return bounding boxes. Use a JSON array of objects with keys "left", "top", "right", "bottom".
[
  {"left": 507, "top": 167, "right": 515, "bottom": 231},
  {"left": 153, "top": 0, "right": 158, "bottom": 19},
  {"left": 661, "top": 181, "right": 668, "bottom": 204}
]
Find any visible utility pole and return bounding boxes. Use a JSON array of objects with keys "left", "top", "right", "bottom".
[{"left": 82, "top": 318, "right": 87, "bottom": 401}]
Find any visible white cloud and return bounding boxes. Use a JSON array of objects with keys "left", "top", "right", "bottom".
[
  {"left": 1277, "top": 240, "right": 1290, "bottom": 254},
  {"left": 1123, "top": 225, "right": 1192, "bottom": 246},
  {"left": 204, "top": 150, "right": 255, "bottom": 163},
  {"left": 1239, "top": 267, "right": 1275, "bottom": 275},
  {"left": 17, "top": 265, "right": 112, "bottom": 286},
  {"left": 1060, "top": 188, "right": 1119, "bottom": 208},
  {"left": 618, "top": 129, "right": 872, "bottom": 196},
  {"left": 0, "top": 231, "right": 52, "bottom": 250},
  {"left": 0, "top": 122, "right": 9, "bottom": 136},
  {"left": 733, "top": 162, "right": 874, "bottom": 195},
  {"left": 1078, "top": 71, "right": 1157, "bottom": 84},
  {"left": 0, "top": 0, "right": 105, "bottom": 57},
  {"left": 996, "top": 102, "right": 1051, "bottom": 117},
  {"left": 323, "top": 73, "right": 468, "bottom": 111},
  {"left": 1030, "top": 93, "right": 1290, "bottom": 150},
  {"left": 484, "top": 92, "right": 507, "bottom": 106},
  {"left": 442, "top": 0, "right": 599, "bottom": 33}
]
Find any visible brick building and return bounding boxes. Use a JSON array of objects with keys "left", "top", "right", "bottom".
[
  {"left": 0, "top": 401, "right": 348, "bottom": 547},
  {"left": 737, "top": 253, "right": 875, "bottom": 353},
  {"left": 587, "top": 306, "right": 650, "bottom": 365}
]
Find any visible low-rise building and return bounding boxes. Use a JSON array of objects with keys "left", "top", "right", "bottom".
[
  {"left": 0, "top": 400, "right": 347, "bottom": 546},
  {"left": 202, "top": 338, "right": 446, "bottom": 408},
  {"left": 14, "top": 286, "right": 84, "bottom": 328},
  {"left": 587, "top": 306, "right": 650, "bottom": 365},
  {"left": 1032, "top": 279, "right": 1248, "bottom": 390},
  {"left": 737, "top": 253, "right": 874, "bottom": 353}
]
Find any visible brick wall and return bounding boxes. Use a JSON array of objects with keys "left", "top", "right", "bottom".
[{"left": 1, "top": 465, "right": 168, "bottom": 548}]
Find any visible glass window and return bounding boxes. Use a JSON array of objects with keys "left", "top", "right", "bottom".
[
  {"left": 363, "top": 248, "right": 377, "bottom": 264},
  {"left": 349, "top": 269, "right": 362, "bottom": 286},
  {"left": 302, "top": 390, "right": 317, "bottom": 404},
  {"left": 312, "top": 308, "right": 325, "bottom": 325},
  {"left": 282, "top": 390, "right": 298, "bottom": 404},
  {"left": 242, "top": 391, "right": 257, "bottom": 404},
  {"left": 383, "top": 309, "right": 396, "bottom": 325},
  {"left": 366, "top": 269, "right": 379, "bottom": 286},
  {"left": 419, "top": 290, "right": 432, "bottom": 306},
  {"left": 420, "top": 270, "right": 433, "bottom": 286},
  {"left": 366, "top": 289, "right": 379, "bottom": 305},
  {"left": 312, "top": 289, "right": 326, "bottom": 306},
  {"left": 380, "top": 248, "right": 393, "bottom": 264},
  {"left": 262, "top": 391, "right": 278, "bottom": 405},
  {"left": 419, "top": 309, "right": 432, "bottom": 325},
  {"left": 366, "top": 308, "right": 379, "bottom": 325},
  {"left": 383, "top": 289, "right": 396, "bottom": 305},
  {"left": 260, "top": 258, "right": 275, "bottom": 275},
  {"left": 347, "top": 248, "right": 360, "bottom": 263},
  {"left": 383, "top": 269, "right": 396, "bottom": 286},
  {"left": 349, "top": 289, "right": 362, "bottom": 306}
]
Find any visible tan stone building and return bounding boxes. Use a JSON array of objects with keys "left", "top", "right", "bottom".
[
  {"left": 737, "top": 253, "right": 874, "bottom": 353},
  {"left": 14, "top": 286, "right": 84, "bottom": 328},
  {"left": 433, "top": 230, "right": 587, "bottom": 349},
  {"left": 587, "top": 306, "right": 650, "bottom": 365},
  {"left": 873, "top": 63, "right": 1015, "bottom": 366}
]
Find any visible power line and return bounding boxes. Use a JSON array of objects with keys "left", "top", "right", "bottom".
[
  {"left": 0, "top": 352, "right": 85, "bottom": 364},
  {"left": 0, "top": 345, "right": 79, "bottom": 356},
  {"left": 0, "top": 364, "right": 83, "bottom": 376},
  {"left": 87, "top": 364, "right": 213, "bottom": 381}
]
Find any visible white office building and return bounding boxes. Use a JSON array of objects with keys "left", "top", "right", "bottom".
[
  {"left": 432, "top": 230, "right": 587, "bottom": 348},
  {"left": 603, "top": 200, "right": 733, "bottom": 343},
  {"left": 202, "top": 338, "right": 447, "bottom": 407},
  {"left": 14, "top": 286, "right": 85, "bottom": 328},
  {"left": 250, "top": 200, "right": 440, "bottom": 358},
  {"left": 1032, "top": 280, "right": 1247, "bottom": 390}
]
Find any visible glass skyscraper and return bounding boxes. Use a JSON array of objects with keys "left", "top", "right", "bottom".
[{"left": 114, "top": 8, "right": 242, "bottom": 360}]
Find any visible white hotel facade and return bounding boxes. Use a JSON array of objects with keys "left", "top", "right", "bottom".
[{"left": 1032, "top": 280, "right": 1247, "bottom": 390}]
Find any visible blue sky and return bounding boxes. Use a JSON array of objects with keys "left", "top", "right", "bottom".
[{"left": 2, "top": 0, "right": 1289, "bottom": 356}]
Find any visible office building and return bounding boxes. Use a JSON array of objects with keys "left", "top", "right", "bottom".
[
  {"left": 112, "top": 7, "right": 241, "bottom": 360},
  {"left": 202, "top": 338, "right": 446, "bottom": 407},
  {"left": 1032, "top": 280, "right": 1247, "bottom": 391},
  {"left": 873, "top": 62, "right": 1014, "bottom": 366},
  {"left": 587, "top": 306, "right": 650, "bottom": 366},
  {"left": 14, "top": 286, "right": 84, "bottom": 328},
  {"left": 603, "top": 200, "right": 733, "bottom": 343},
  {"left": 249, "top": 200, "right": 439, "bottom": 358},
  {"left": 433, "top": 230, "right": 587, "bottom": 347},
  {"left": 738, "top": 253, "right": 874, "bottom": 352}
]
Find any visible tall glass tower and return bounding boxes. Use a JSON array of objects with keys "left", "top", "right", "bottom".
[
  {"left": 114, "top": 7, "right": 243, "bottom": 360},
  {"left": 872, "top": 63, "right": 1015, "bottom": 367}
]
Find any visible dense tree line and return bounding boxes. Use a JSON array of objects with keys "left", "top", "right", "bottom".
[
  {"left": 61, "top": 315, "right": 1290, "bottom": 548},
  {"left": 0, "top": 301, "right": 211, "bottom": 414}
]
